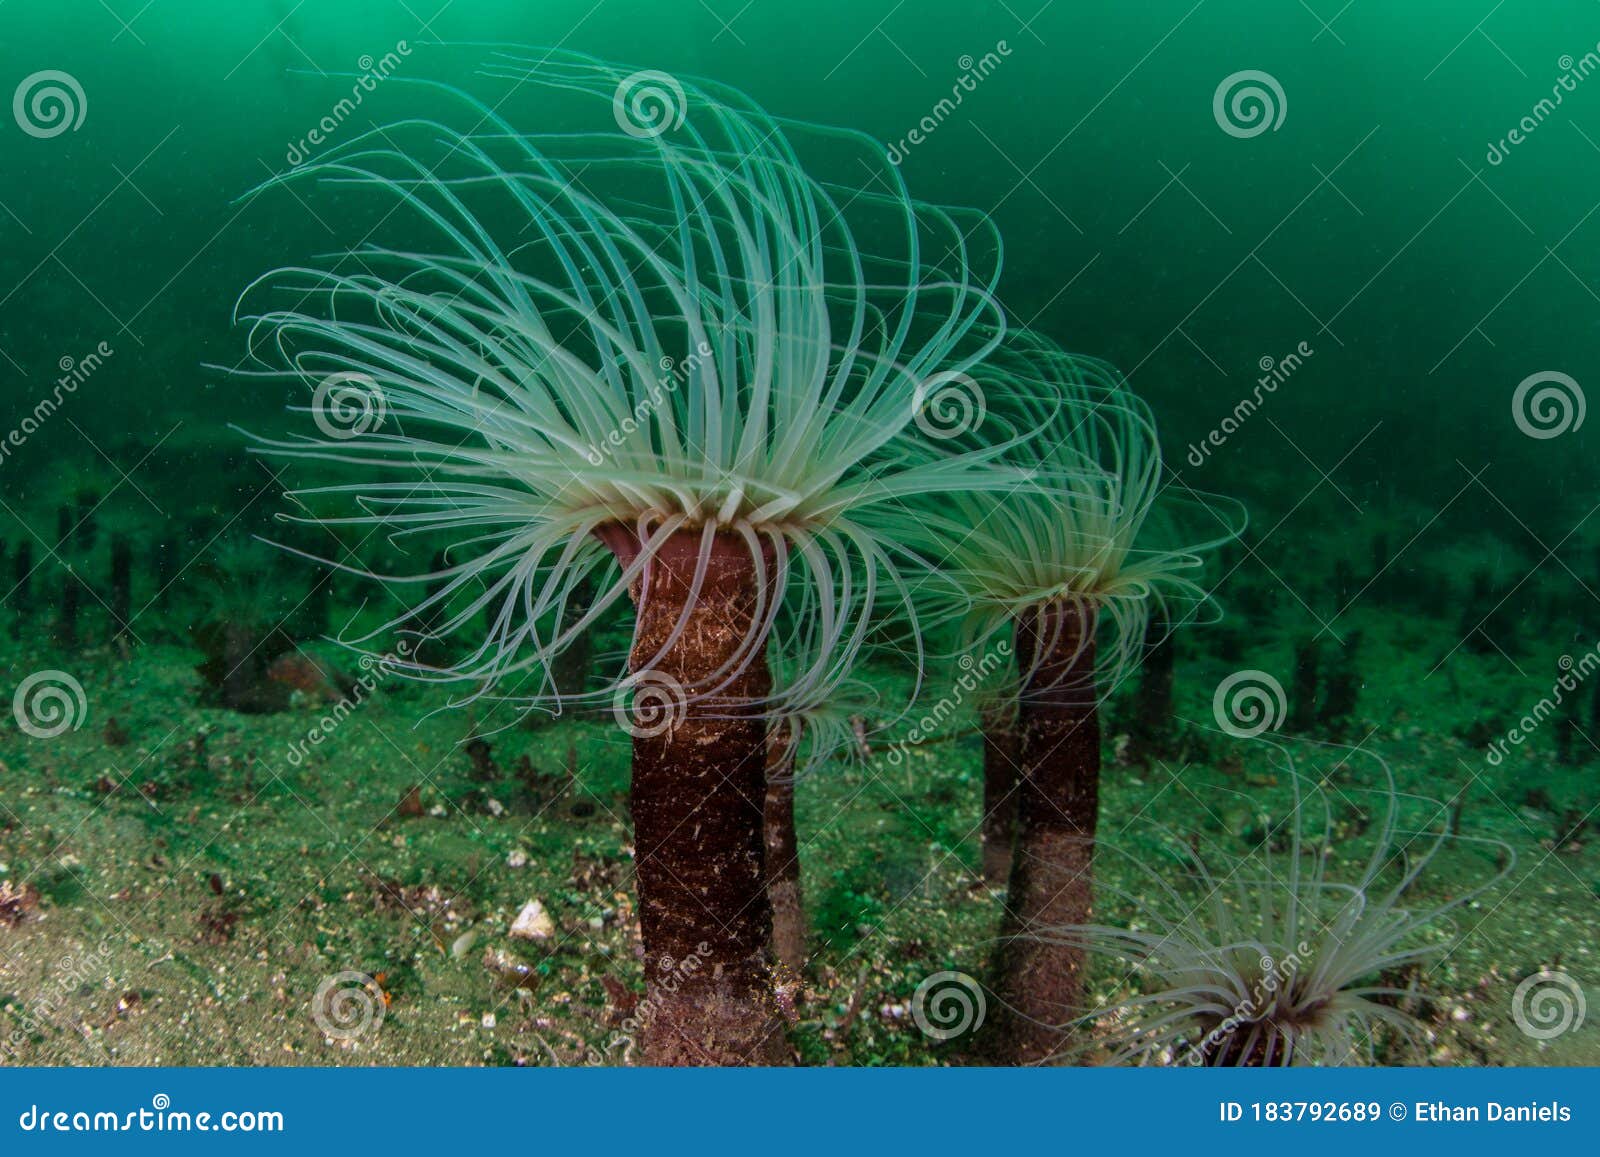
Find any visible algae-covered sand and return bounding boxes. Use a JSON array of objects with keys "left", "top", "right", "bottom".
[{"left": 2, "top": 500, "right": 1595, "bottom": 1066}]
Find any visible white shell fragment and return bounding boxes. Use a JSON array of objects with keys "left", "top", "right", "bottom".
[{"left": 508, "top": 899, "right": 555, "bottom": 941}]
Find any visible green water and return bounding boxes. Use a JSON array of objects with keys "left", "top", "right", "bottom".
[
  {"left": 0, "top": 1, "right": 1596, "bottom": 1066},
  {"left": 3, "top": 2, "right": 1598, "bottom": 512}
]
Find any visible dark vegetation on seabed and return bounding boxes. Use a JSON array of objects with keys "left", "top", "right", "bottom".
[{"left": 0, "top": 0, "right": 1597, "bottom": 1065}]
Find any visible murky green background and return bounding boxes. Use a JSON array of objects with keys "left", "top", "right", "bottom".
[{"left": 4, "top": 3, "right": 1596, "bottom": 512}]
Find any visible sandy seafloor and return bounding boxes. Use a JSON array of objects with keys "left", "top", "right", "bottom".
[{"left": 1, "top": 549, "right": 1595, "bottom": 1068}]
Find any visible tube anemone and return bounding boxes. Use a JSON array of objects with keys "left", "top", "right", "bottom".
[
  {"left": 978, "top": 696, "right": 1019, "bottom": 885},
  {"left": 761, "top": 641, "right": 885, "bottom": 978},
  {"left": 899, "top": 328, "right": 1244, "bottom": 1062},
  {"left": 765, "top": 723, "right": 806, "bottom": 979},
  {"left": 624, "top": 529, "right": 781, "bottom": 1062},
  {"left": 1047, "top": 744, "right": 1511, "bottom": 1066},
  {"left": 231, "top": 47, "right": 1023, "bottom": 1064},
  {"left": 234, "top": 49, "right": 1015, "bottom": 712}
]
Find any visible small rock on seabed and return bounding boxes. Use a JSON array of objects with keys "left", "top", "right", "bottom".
[{"left": 509, "top": 899, "right": 555, "bottom": 940}]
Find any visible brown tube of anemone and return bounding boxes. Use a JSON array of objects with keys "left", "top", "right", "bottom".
[
  {"left": 992, "top": 600, "right": 1100, "bottom": 1065},
  {"left": 601, "top": 526, "right": 787, "bottom": 1066},
  {"left": 980, "top": 699, "right": 1019, "bottom": 886},
  {"left": 764, "top": 726, "right": 806, "bottom": 977}
]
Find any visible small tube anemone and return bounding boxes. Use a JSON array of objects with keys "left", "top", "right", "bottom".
[
  {"left": 765, "top": 619, "right": 890, "bottom": 774},
  {"left": 901, "top": 326, "right": 1243, "bottom": 694},
  {"left": 895, "top": 326, "right": 1244, "bottom": 1061},
  {"left": 762, "top": 636, "right": 886, "bottom": 977},
  {"left": 1044, "top": 741, "right": 1512, "bottom": 1066}
]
